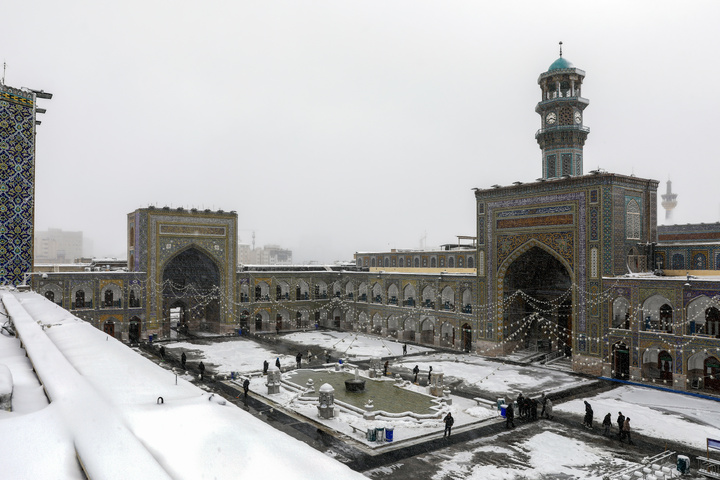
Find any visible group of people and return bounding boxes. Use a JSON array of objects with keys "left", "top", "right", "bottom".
[
  {"left": 584, "top": 403, "right": 634, "bottom": 445},
  {"left": 504, "top": 393, "right": 554, "bottom": 429},
  {"left": 601, "top": 410, "right": 634, "bottom": 444}
]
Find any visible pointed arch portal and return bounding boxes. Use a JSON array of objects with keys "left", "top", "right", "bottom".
[
  {"left": 502, "top": 245, "right": 572, "bottom": 355},
  {"left": 162, "top": 247, "right": 222, "bottom": 335}
]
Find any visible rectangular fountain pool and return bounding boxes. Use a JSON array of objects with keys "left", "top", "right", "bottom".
[{"left": 286, "top": 370, "right": 439, "bottom": 415}]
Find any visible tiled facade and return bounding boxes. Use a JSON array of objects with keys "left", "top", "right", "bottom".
[{"left": 0, "top": 85, "right": 36, "bottom": 285}]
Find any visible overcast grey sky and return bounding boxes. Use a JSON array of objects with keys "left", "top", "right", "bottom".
[{"left": 3, "top": 1, "right": 719, "bottom": 263}]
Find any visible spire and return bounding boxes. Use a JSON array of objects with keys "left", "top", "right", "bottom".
[{"left": 559, "top": 41, "right": 563, "bottom": 57}]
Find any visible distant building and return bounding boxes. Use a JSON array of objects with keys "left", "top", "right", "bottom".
[
  {"left": 661, "top": 179, "right": 678, "bottom": 222},
  {"left": 34, "top": 228, "right": 84, "bottom": 263},
  {"left": 239, "top": 243, "right": 293, "bottom": 265},
  {"left": 0, "top": 82, "right": 51, "bottom": 285}
]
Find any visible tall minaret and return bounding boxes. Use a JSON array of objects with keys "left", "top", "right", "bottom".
[
  {"left": 536, "top": 42, "right": 590, "bottom": 179},
  {"left": 661, "top": 179, "right": 678, "bottom": 221}
]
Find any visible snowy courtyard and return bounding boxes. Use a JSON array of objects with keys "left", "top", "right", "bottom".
[{"left": 3, "top": 291, "right": 720, "bottom": 479}]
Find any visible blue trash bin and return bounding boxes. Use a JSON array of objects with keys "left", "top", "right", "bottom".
[
  {"left": 500, "top": 405, "right": 507, "bottom": 418},
  {"left": 148, "top": 334, "right": 153, "bottom": 343},
  {"left": 385, "top": 426, "right": 394, "bottom": 442}
]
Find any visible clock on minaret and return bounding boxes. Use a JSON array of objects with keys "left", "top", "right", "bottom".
[{"left": 535, "top": 42, "right": 590, "bottom": 179}]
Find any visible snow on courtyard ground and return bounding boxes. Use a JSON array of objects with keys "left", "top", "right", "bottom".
[
  {"left": 282, "top": 330, "right": 432, "bottom": 359},
  {"left": 426, "top": 426, "right": 638, "bottom": 480},
  {"left": 0, "top": 290, "right": 365, "bottom": 480},
  {"left": 556, "top": 385, "right": 720, "bottom": 451},
  {"left": 391, "top": 353, "right": 591, "bottom": 398},
  {"left": 165, "top": 337, "right": 298, "bottom": 374},
  {"left": 170, "top": 330, "right": 720, "bottom": 457}
]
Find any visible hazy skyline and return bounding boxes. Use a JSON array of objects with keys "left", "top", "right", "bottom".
[{"left": 4, "top": 1, "right": 719, "bottom": 263}]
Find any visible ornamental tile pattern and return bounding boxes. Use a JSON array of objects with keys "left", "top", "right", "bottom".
[{"left": 0, "top": 86, "right": 35, "bottom": 285}]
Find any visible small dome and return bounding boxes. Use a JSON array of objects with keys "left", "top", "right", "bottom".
[
  {"left": 319, "top": 383, "right": 335, "bottom": 393},
  {"left": 548, "top": 57, "right": 574, "bottom": 71}
]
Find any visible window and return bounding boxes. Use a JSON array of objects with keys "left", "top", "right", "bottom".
[
  {"left": 561, "top": 154, "right": 572, "bottom": 175},
  {"left": 671, "top": 253, "right": 684, "bottom": 269},
  {"left": 399, "top": 257, "right": 404, "bottom": 267},
  {"left": 547, "top": 155, "right": 556, "bottom": 178},
  {"left": 448, "top": 257, "right": 455, "bottom": 268},
  {"left": 591, "top": 248, "right": 598, "bottom": 278},
  {"left": 414, "top": 258, "right": 420, "bottom": 268},
  {"left": 626, "top": 199, "right": 641, "bottom": 240},
  {"left": 468, "top": 256, "right": 474, "bottom": 268},
  {"left": 430, "top": 257, "right": 436, "bottom": 268}
]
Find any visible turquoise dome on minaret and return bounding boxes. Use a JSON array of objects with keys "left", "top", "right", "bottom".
[{"left": 548, "top": 56, "right": 574, "bottom": 71}]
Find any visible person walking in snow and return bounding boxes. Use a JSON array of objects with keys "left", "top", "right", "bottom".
[
  {"left": 242, "top": 378, "right": 250, "bottom": 399},
  {"left": 263, "top": 360, "right": 269, "bottom": 375},
  {"left": 275, "top": 357, "right": 281, "bottom": 370},
  {"left": 181, "top": 351, "right": 187, "bottom": 370},
  {"left": 602, "top": 413, "right": 612, "bottom": 436},
  {"left": 516, "top": 393, "right": 525, "bottom": 419},
  {"left": 530, "top": 397, "right": 538, "bottom": 421},
  {"left": 505, "top": 402, "right": 515, "bottom": 429},
  {"left": 427, "top": 366, "right": 433, "bottom": 385},
  {"left": 617, "top": 412, "right": 625, "bottom": 440},
  {"left": 198, "top": 361, "right": 205, "bottom": 380},
  {"left": 583, "top": 401, "right": 593, "bottom": 429},
  {"left": 443, "top": 412, "right": 454, "bottom": 438},
  {"left": 307, "top": 349, "right": 313, "bottom": 363},
  {"left": 540, "top": 393, "right": 547, "bottom": 418},
  {"left": 402, "top": 343, "right": 407, "bottom": 355},
  {"left": 413, "top": 365, "right": 420, "bottom": 383},
  {"left": 296, "top": 352, "right": 302, "bottom": 369},
  {"left": 543, "top": 397, "right": 553, "bottom": 420},
  {"left": 383, "top": 360, "right": 389, "bottom": 376},
  {"left": 159, "top": 345, "right": 165, "bottom": 360},
  {"left": 622, "top": 417, "right": 634, "bottom": 445}
]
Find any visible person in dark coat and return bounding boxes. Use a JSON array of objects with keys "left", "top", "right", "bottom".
[
  {"left": 505, "top": 403, "right": 515, "bottom": 428},
  {"left": 242, "top": 378, "right": 250, "bottom": 398},
  {"left": 159, "top": 345, "right": 165, "bottom": 360},
  {"left": 540, "top": 393, "right": 547, "bottom": 418},
  {"left": 427, "top": 366, "right": 433, "bottom": 385},
  {"left": 443, "top": 412, "right": 454, "bottom": 437},
  {"left": 516, "top": 393, "right": 525, "bottom": 418},
  {"left": 198, "top": 361, "right": 205, "bottom": 380},
  {"left": 402, "top": 344, "right": 407, "bottom": 355},
  {"left": 383, "top": 360, "right": 389, "bottom": 376},
  {"left": 275, "top": 357, "right": 281, "bottom": 370},
  {"left": 602, "top": 413, "right": 612, "bottom": 436},
  {"left": 617, "top": 412, "right": 625, "bottom": 440},
  {"left": 583, "top": 401, "right": 593, "bottom": 428},
  {"left": 413, "top": 365, "right": 420, "bottom": 383},
  {"left": 181, "top": 351, "right": 187, "bottom": 370},
  {"left": 530, "top": 398, "right": 538, "bottom": 421},
  {"left": 296, "top": 352, "right": 302, "bottom": 369},
  {"left": 263, "top": 360, "right": 269, "bottom": 375}
]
